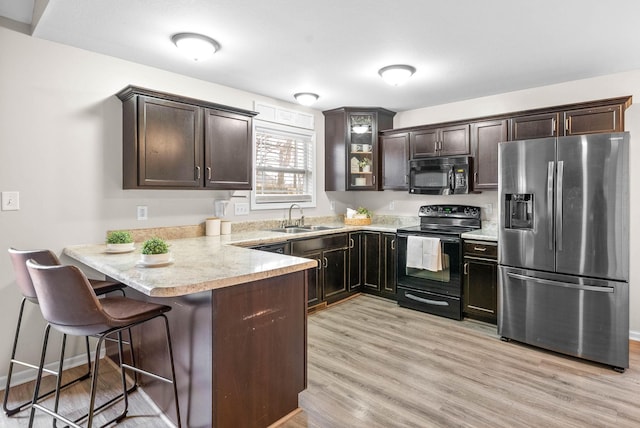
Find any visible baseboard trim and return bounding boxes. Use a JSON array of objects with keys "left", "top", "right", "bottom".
[
  {"left": 0, "top": 349, "right": 105, "bottom": 392},
  {"left": 629, "top": 330, "right": 640, "bottom": 342}
]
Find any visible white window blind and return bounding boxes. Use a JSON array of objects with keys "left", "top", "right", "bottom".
[{"left": 253, "top": 122, "right": 315, "bottom": 206}]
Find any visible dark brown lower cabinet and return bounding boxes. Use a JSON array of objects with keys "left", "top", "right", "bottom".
[
  {"left": 348, "top": 232, "right": 363, "bottom": 291},
  {"left": 463, "top": 240, "right": 497, "bottom": 324},
  {"left": 304, "top": 250, "right": 322, "bottom": 307},
  {"left": 381, "top": 232, "right": 397, "bottom": 298},
  {"left": 121, "top": 271, "right": 308, "bottom": 428},
  {"left": 363, "top": 232, "right": 381, "bottom": 292},
  {"left": 291, "top": 233, "right": 350, "bottom": 306},
  {"left": 362, "top": 231, "right": 397, "bottom": 300}
]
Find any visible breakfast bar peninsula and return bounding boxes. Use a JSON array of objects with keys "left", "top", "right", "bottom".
[{"left": 64, "top": 235, "right": 316, "bottom": 428}]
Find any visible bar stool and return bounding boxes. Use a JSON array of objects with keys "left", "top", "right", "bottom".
[
  {"left": 4, "top": 248, "right": 126, "bottom": 416},
  {"left": 26, "top": 260, "right": 181, "bottom": 428}
]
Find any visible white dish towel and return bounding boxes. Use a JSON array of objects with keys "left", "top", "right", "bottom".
[{"left": 406, "top": 236, "right": 443, "bottom": 272}]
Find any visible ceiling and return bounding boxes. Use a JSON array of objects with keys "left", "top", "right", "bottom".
[{"left": 3, "top": 0, "right": 640, "bottom": 112}]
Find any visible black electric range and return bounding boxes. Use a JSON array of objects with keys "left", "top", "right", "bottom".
[{"left": 396, "top": 205, "right": 481, "bottom": 320}]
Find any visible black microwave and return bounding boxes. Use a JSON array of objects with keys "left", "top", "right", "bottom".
[{"left": 409, "top": 156, "right": 472, "bottom": 195}]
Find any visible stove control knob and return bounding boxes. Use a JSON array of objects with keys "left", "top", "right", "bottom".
[
  {"left": 469, "top": 208, "right": 479, "bottom": 217},
  {"left": 464, "top": 207, "right": 470, "bottom": 215},
  {"left": 424, "top": 206, "right": 432, "bottom": 213}
]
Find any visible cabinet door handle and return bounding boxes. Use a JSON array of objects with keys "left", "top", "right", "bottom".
[
  {"left": 323, "top": 257, "right": 328, "bottom": 269},
  {"left": 207, "top": 167, "right": 212, "bottom": 180},
  {"left": 349, "top": 238, "right": 355, "bottom": 249},
  {"left": 464, "top": 262, "right": 469, "bottom": 275},
  {"left": 391, "top": 239, "right": 396, "bottom": 250},
  {"left": 316, "top": 259, "right": 322, "bottom": 271},
  {"left": 195, "top": 166, "right": 201, "bottom": 180},
  {"left": 372, "top": 175, "right": 376, "bottom": 185},
  {"left": 565, "top": 118, "right": 570, "bottom": 132},
  {"left": 404, "top": 175, "right": 408, "bottom": 184},
  {"left": 473, "top": 247, "right": 487, "bottom": 252},
  {"left": 474, "top": 172, "right": 478, "bottom": 185}
]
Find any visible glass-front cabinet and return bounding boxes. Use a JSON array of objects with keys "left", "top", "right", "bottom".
[
  {"left": 349, "top": 114, "right": 375, "bottom": 189},
  {"left": 324, "top": 107, "right": 396, "bottom": 191}
]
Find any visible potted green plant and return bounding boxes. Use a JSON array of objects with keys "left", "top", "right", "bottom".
[
  {"left": 106, "top": 230, "right": 134, "bottom": 253},
  {"left": 140, "top": 237, "right": 171, "bottom": 264},
  {"left": 358, "top": 157, "right": 371, "bottom": 172},
  {"left": 345, "top": 206, "right": 373, "bottom": 225},
  {"left": 355, "top": 207, "right": 372, "bottom": 219}
]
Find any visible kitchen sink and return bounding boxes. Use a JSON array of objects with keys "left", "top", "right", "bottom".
[{"left": 268, "top": 225, "right": 340, "bottom": 234}]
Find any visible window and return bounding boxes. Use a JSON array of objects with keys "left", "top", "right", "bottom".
[{"left": 252, "top": 120, "right": 315, "bottom": 209}]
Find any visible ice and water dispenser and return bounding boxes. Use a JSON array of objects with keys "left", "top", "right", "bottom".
[{"left": 504, "top": 194, "right": 533, "bottom": 229}]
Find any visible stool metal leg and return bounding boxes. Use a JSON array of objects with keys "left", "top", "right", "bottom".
[
  {"left": 28, "top": 317, "right": 181, "bottom": 427},
  {"left": 4, "top": 299, "right": 92, "bottom": 417},
  {"left": 163, "top": 314, "right": 182, "bottom": 428},
  {"left": 3, "top": 297, "right": 28, "bottom": 416},
  {"left": 28, "top": 324, "right": 52, "bottom": 428}
]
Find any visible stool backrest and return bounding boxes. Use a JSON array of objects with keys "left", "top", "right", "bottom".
[
  {"left": 8, "top": 248, "right": 60, "bottom": 302},
  {"left": 26, "top": 260, "right": 112, "bottom": 336}
]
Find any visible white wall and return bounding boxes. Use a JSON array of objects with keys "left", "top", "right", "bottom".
[{"left": 0, "top": 26, "right": 331, "bottom": 381}]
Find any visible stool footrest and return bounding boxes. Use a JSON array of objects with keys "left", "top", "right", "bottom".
[{"left": 122, "top": 363, "right": 173, "bottom": 384}]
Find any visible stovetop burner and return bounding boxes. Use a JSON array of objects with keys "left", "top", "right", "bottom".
[{"left": 398, "top": 204, "right": 482, "bottom": 236}]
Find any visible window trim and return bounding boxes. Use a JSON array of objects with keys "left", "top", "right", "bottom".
[{"left": 251, "top": 119, "right": 316, "bottom": 210}]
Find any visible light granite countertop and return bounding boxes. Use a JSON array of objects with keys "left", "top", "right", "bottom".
[
  {"left": 461, "top": 222, "right": 498, "bottom": 242},
  {"left": 64, "top": 221, "right": 408, "bottom": 298}
]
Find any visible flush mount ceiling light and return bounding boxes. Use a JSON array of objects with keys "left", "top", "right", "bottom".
[
  {"left": 378, "top": 64, "right": 416, "bottom": 86},
  {"left": 294, "top": 92, "right": 319, "bottom": 106},
  {"left": 171, "top": 33, "right": 220, "bottom": 61}
]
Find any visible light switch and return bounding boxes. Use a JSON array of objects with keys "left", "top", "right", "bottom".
[{"left": 1, "top": 191, "right": 19, "bottom": 211}]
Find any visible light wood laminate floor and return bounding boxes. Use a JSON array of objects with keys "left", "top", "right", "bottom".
[
  {"left": 3, "top": 295, "right": 640, "bottom": 427},
  {"left": 0, "top": 357, "right": 171, "bottom": 427},
  {"left": 284, "top": 295, "right": 640, "bottom": 428}
]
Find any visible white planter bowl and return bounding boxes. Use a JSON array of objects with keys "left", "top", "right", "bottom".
[
  {"left": 106, "top": 242, "right": 135, "bottom": 252},
  {"left": 140, "top": 252, "right": 171, "bottom": 264}
]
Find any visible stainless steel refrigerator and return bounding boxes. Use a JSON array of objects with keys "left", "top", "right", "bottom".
[{"left": 498, "top": 132, "right": 629, "bottom": 371}]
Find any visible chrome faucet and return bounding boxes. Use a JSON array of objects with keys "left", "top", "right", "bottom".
[{"left": 288, "top": 203, "right": 304, "bottom": 227}]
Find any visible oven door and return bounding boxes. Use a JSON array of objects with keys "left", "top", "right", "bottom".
[
  {"left": 397, "top": 233, "right": 462, "bottom": 297},
  {"left": 409, "top": 159, "right": 454, "bottom": 195}
]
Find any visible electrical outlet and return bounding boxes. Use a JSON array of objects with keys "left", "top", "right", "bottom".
[
  {"left": 330, "top": 200, "right": 335, "bottom": 211},
  {"left": 1, "top": 191, "right": 19, "bottom": 211},
  {"left": 484, "top": 203, "right": 493, "bottom": 215},
  {"left": 137, "top": 205, "right": 148, "bottom": 220},
  {"left": 234, "top": 202, "right": 250, "bottom": 216}
]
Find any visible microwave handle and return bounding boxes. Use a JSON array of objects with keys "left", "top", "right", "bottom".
[{"left": 448, "top": 167, "right": 455, "bottom": 192}]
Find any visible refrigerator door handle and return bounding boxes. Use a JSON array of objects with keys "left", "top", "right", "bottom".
[
  {"left": 547, "top": 161, "right": 555, "bottom": 250},
  {"left": 506, "top": 272, "right": 614, "bottom": 293},
  {"left": 556, "top": 161, "right": 564, "bottom": 251}
]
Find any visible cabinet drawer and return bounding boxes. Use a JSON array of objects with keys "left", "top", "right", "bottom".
[
  {"left": 291, "top": 233, "right": 349, "bottom": 253},
  {"left": 464, "top": 241, "right": 497, "bottom": 259}
]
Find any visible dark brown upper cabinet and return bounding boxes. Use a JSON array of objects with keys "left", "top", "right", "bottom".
[
  {"left": 509, "top": 112, "right": 560, "bottom": 140},
  {"left": 410, "top": 124, "right": 469, "bottom": 158},
  {"left": 563, "top": 104, "right": 623, "bottom": 136},
  {"left": 117, "top": 86, "right": 257, "bottom": 190},
  {"left": 471, "top": 120, "right": 508, "bottom": 190},
  {"left": 380, "top": 96, "right": 630, "bottom": 193},
  {"left": 204, "top": 109, "right": 253, "bottom": 189},
  {"left": 323, "top": 107, "right": 396, "bottom": 191},
  {"left": 381, "top": 132, "right": 410, "bottom": 190}
]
